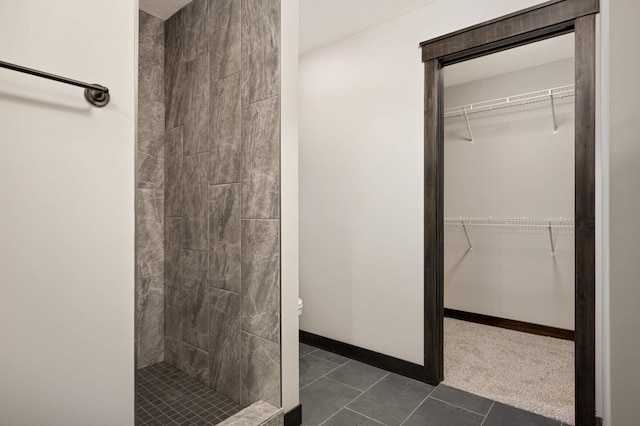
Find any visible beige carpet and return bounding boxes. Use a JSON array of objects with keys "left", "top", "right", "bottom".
[{"left": 443, "top": 318, "right": 574, "bottom": 425}]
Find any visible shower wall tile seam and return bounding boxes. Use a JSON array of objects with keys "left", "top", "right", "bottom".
[
  {"left": 182, "top": 340, "right": 210, "bottom": 353},
  {"left": 239, "top": 0, "right": 246, "bottom": 404},
  {"left": 182, "top": 248, "right": 210, "bottom": 254},
  {"left": 240, "top": 329, "right": 280, "bottom": 345},
  {"left": 183, "top": 150, "right": 211, "bottom": 158},
  {"left": 216, "top": 70, "right": 242, "bottom": 82},
  {"left": 209, "top": 287, "right": 241, "bottom": 295},
  {"left": 241, "top": 93, "right": 279, "bottom": 109}
]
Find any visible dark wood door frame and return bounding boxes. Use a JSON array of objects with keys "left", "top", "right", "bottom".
[{"left": 419, "top": 0, "right": 599, "bottom": 424}]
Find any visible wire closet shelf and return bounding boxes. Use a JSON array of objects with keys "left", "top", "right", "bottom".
[
  {"left": 445, "top": 217, "right": 575, "bottom": 256},
  {"left": 444, "top": 84, "right": 574, "bottom": 119},
  {"left": 444, "top": 217, "right": 575, "bottom": 229}
]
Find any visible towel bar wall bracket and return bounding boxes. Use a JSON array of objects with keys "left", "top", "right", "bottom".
[{"left": 84, "top": 85, "right": 110, "bottom": 107}]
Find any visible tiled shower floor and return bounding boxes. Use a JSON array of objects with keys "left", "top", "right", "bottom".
[{"left": 136, "top": 362, "right": 244, "bottom": 426}]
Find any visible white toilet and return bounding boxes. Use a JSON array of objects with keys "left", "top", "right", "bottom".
[{"left": 298, "top": 298, "right": 303, "bottom": 317}]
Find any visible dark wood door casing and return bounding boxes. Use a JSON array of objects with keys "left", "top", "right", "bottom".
[{"left": 419, "top": 1, "right": 598, "bottom": 424}]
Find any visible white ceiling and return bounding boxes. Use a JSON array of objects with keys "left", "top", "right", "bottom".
[
  {"left": 140, "top": 0, "right": 191, "bottom": 20},
  {"left": 443, "top": 33, "right": 575, "bottom": 87},
  {"left": 300, "top": 0, "right": 442, "bottom": 53},
  {"left": 139, "top": 0, "right": 443, "bottom": 51},
  {"left": 138, "top": 0, "right": 574, "bottom": 81}
]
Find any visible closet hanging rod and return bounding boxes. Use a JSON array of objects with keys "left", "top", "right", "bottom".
[
  {"left": 0, "top": 60, "right": 110, "bottom": 107},
  {"left": 444, "top": 84, "right": 574, "bottom": 119}
]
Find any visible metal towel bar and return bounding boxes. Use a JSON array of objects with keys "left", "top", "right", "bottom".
[{"left": 0, "top": 60, "right": 110, "bottom": 107}]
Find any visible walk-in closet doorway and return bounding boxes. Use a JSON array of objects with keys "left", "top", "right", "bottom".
[
  {"left": 420, "top": 1, "right": 599, "bottom": 425},
  {"left": 439, "top": 32, "right": 577, "bottom": 424}
]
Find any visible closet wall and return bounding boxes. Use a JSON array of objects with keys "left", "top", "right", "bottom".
[{"left": 444, "top": 59, "right": 575, "bottom": 330}]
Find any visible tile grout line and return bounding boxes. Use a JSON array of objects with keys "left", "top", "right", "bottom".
[
  {"left": 299, "top": 357, "right": 348, "bottom": 391},
  {"left": 300, "top": 347, "right": 318, "bottom": 358},
  {"left": 428, "top": 395, "right": 491, "bottom": 418},
  {"left": 398, "top": 386, "right": 436, "bottom": 426},
  {"left": 136, "top": 363, "right": 242, "bottom": 425},
  {"left": 344, "top": 407, "right": 388, "bottom": 425},
  {"left": 305, "top": 352, "right": 343, "bottom": 367},
  {"left": 323, "top": 375, "right": 367, "bottom": 393},
  {"left": 479, "top": 401, "right": 496, "bottom": 426},
  {"left": 242, "top": 93, "right": 279, "bottom": 108},
  {"left": 318, "top": 372, "right": 391, "bottom": 426}
]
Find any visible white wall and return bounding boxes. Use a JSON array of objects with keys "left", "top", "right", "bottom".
[
  {"left": 299, "top": 0, "right": 550, "bottom": 366},
  {"left": 281, "top": 0, "right": 300, "bottom": 413},
  {"left": 607, "top": 0, "right": 640, "bottom": 423},
  {"left": 444, "top": 60, "right": 575, "bottom": 330},
  {"left": 0, "top": 1, "right": 136, "bottom": 425}
]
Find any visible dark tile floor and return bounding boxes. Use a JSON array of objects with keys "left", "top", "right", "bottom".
[
  {"left": 136, "top": 362, "right": 244, "bottom": 426},
  {"left": 299, "top": 343, "right": 566, "bottom": 426}
]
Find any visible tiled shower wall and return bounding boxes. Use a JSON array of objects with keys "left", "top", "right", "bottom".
[
  {"left": 163, "top": 0, "right": 281, "bottom": 408},
  {"left": 137, "top": 11, "right": 165, "bottom": 369}
]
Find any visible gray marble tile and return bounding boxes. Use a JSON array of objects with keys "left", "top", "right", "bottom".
[
  {"left": 300, "top": 378, "right": 361, "bottom": 426},
  {"left": 430, "top": 384, "right": 493, "bottom": 416},
  {"left": 403, "top": 397, "right": 485, "bottom": 426},
  {"left": 139, "top": 11, "right": 164, "bottom": 50},
  {"left": 210, "top": 0, "right": 241, "bottom": 79},
  {"left": 136, "top": 275, "right": 164, "bottom": 369},
  {"left": 217, "top": 400, "right": 281, "bottom": 426},
  {"left": 164, "top": 9, "right": 184, "bottom": 129},
  {"left": 210, "top": 72, "right": 242, "bottom": 185},
  {"left": 138, "top": 136, "right": 164, "bottom": 189},
  {"left": 181, "top": 342, "right": 210, "bottom": 386},
  {"left": 241, "top": 332, "right": 281, "bottom": 407},
  {"left": 209, "top": 288, "right": 241, "bottom": 402},
  {"left": 310, "top": 349, "right": 350, "bottom": 366},
  {"left": 326, "top": 360, "right": 387, "bottom": 391},
  {"left": 137, "top": 189, "right": 164, "bottom": 279},
  {"left": 138, "top": 100, "right": 165, "bottom": 143},
  {"left": 183, "top": 153, "right": 208, "bottom": 251},
  {"left": 483, "top": 402, "right": 561, "bottom": 426},
  {"left": 139, "top": 12, "right": 165, "bottom": 143},
  {"left": 165, "top": 304, "right": 182, "bottom": 341},
  {"left": 183, "top": 53, "right": 210, "bottom": 156},
  {"left": 209, "top": 184, "right": 241, "bottom": 292},
  {"left": 182, "top": 249, "right": 208, "bottom": 350},
  {"left": 164, "top": 126, "right": 183, "bottom": 217},
  {"left": 261, "top": 413, "right": 284, "bottom": 426},
  {"left": 322, "top": 409, "right": 383, "bottom": 426},
  {"left": 164, "top": 216, "right": 183, "bottom": 307},
  {"left": 241, "top": 96, "right": 280, "bottom": 219},
  {"left": 163, "top": 304, "right": 181, "bottom": 367},
  {"left": 300, "top": 343, "right": 317, "bottom": 357},
  {"left": 347, "top": 373, "right": 434, "bottom": 426},
  {"left": 165, "top": 337, "right": 182, "bottom": 369},
  {"left": 241, "top": 0, "right": 280, "bottom": 105},
  {"left": 299, "top": 354, "right": 340, "bottom": 389},
  {"left": 241, "top": 220, "right": 280, "bottom": 342},
  {"left": 182, "top": 0, "right": 209, "bottom": 63}
]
